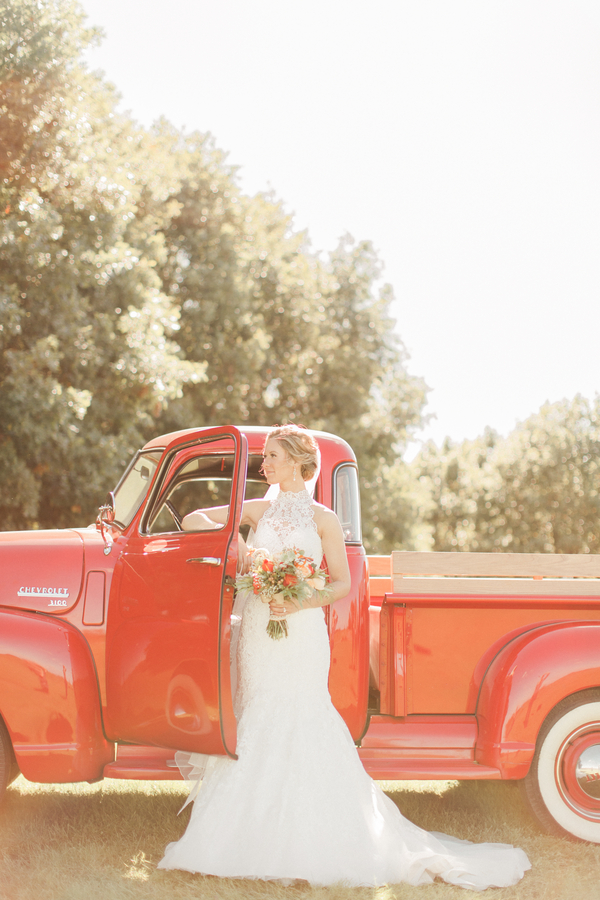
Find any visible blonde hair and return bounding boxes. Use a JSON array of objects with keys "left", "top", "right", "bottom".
[{"left": 266, "top": 425, "right": 319, "bottom": 481}]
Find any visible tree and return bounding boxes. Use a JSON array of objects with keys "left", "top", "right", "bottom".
[
  {"left": 0, "top": 0, "right": 98, "bottom": 205},
  {"left": 487, "top": 396, "right": 600, "bottom": 553},
  {"left": 412, "top": 396, "right": 600, "bottom": 553},
  {"left": 411, "top": 429, "right": 501, "bottom": 551},
  {"left": 1, "top": 0, "right": 429, "bottom": 542},
  {"left": 153, "top": 152, "right": 430, "bottom": 551},
  {"left": 0, "top": 4, "right": 204, "bottom": 528}
]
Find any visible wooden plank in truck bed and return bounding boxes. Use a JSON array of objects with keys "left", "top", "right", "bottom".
[
  {"left": 392, "top": 550, "right": 600, "bottom": 579},
  {"left": 391, "top": 550, "right": 600, "bottom": 597}
]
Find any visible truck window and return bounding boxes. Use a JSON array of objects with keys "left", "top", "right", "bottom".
[
  {"left": 146, "top": 450, "right": 268, "bottom": 535},
  {"left": 148, "top": 450, "right": 236, "bottom": 534},
  {"left": 334, "top": 464, "right": 362, "bottom": 544},
  {"left": 113, "top": 450, "right": 162, "bottom": 528}
]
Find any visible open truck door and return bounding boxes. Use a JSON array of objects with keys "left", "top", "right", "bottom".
[{"left": 105, "top": 427, "right": 248, "bottom": 759}]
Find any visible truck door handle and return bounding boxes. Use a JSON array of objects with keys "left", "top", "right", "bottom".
[{"left": 186, "top": 557, "right": 222, "bottom": 566}]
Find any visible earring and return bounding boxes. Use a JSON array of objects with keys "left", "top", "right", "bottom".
[{"left": 293, "top": 464, "right": 298, "bottom": 483}]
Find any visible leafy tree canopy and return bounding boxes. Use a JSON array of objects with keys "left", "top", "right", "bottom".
[
  {"left": 1, "top": 0, "right": 428, "bottom": 539},
  {"left": 413, "top": 395, "right": 600, "bottom": 554}
]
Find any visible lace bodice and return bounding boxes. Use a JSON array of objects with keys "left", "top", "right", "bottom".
[{"left": 253, "top": 489, "right": 322, "bottom": 565}]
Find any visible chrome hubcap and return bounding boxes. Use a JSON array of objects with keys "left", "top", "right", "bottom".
[{"left": 576, "top": 744, "right": 600, "bottom": 800}]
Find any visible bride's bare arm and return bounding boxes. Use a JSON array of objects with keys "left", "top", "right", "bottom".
[
  {"left": 307, "top": 509, "right": 351, "bottom": 606},
  {"left": 182, "top": 507, "right": 228, "bottom": 530},
  {"left": 182, "top": 500, "right": 268, "bottom": 575},
  {"left": 182, "top": 498, "right": 268, "bottom": 532}
]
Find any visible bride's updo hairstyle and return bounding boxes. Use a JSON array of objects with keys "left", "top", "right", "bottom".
[{"left": 266, "top": 425, "right": 319, "bottom": 482}]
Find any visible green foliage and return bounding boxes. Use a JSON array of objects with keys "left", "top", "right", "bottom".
[
  {"left": 413, "top": 395, "right": 600, "bottom": 553},
  {"left": 0, "top": 4, "right": 205, "bottom": 528},
  {"left": 0, "top": 0, "right": 427, "bottom": 537},
  {"left": 0, "top": 0, "right": 99, "bottom": 206},
  {"left": 360, "top": 455, "right": 435, "bottom": 553},
  {"left": 152, "top": 150, "right": 430, "bottom": 551}
]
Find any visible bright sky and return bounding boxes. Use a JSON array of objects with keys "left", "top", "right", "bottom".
[{"left": 79, "top": 0, "right": 600, "bottom": 453}]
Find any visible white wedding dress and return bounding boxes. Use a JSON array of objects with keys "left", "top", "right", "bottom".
[{"left": 158, "top": 490, "right": 530, "bottom": 889}]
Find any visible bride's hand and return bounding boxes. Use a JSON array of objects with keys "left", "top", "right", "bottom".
[{"left": 268, "top": 598, "right": 300, "bottom": 619}]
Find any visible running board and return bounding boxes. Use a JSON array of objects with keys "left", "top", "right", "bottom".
[
  {"left": 359, "top": 753, "right": 502, "bottom": 781},
  {"left": 358, "top": 714, "right": 502, "bottom": 780},
  {"left": 103, "top": 744, "right": 182, "bottom": 780}
]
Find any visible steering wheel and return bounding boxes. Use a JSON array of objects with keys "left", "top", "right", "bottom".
[{"left": 165, "top": 499, "right": 183, "bottom": 530}]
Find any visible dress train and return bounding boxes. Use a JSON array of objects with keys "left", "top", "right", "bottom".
[{"left": 158, "top": 490, "right": 530, "bottom": 889}]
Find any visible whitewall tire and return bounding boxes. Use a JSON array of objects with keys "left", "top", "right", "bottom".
[{"left": 523, "top": 690, "right": 600, "bottom": 842}]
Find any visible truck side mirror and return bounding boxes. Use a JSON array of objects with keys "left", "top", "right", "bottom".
[
  {"left": 103, "top": 491, "right": 116, "bottom": 524},
  {"left": 97, "top": 492, "right": 116, "bottom": 554}
]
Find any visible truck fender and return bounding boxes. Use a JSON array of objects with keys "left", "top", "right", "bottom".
[
  {"left": 0, "top": 609, "right": 113, "bottom": 782},
  {"left": 475, "top": 621, "right": 600, "bottom": 778}
]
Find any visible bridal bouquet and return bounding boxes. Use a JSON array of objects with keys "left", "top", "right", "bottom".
[{"left": 237, "top": 548, "right": 331, "bottom": 640}]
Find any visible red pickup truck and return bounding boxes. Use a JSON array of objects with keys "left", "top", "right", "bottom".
[{"left": 1, "top": 425, "right": 599, "bottom": 844}]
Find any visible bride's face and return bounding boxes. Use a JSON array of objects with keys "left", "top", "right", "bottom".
[{"left": 262, "top": 439, "right": 296, "bottom": 485}]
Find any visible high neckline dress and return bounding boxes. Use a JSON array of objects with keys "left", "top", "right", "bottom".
[{"left": 158, "top": 489, "right": 531, "bottom": 889}]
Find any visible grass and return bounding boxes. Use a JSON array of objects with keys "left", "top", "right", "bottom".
[{"left": 1, "top": 776, "right": 599, "bottom": 900}]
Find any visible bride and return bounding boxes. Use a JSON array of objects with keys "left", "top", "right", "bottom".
[{"left": 158, "top": 424, "right": 530, "bottom": 889}]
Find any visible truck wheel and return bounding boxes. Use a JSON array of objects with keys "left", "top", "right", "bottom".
[
  {"left": 0, "top": 717, "right": 16, "bottom": 799},
  {"left": 523, "top": 690, "right": 600, "bottom": 842}
]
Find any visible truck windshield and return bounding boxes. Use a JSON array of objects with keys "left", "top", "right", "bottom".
[{"left": 113, "top": 450, "right": 162, "bottom": 528}]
